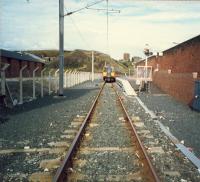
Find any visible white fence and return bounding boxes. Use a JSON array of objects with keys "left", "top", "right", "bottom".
[{"left": 0, "top": 69, "right": 101, "bottom": 105}]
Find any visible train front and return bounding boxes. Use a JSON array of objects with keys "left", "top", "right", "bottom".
[{"left": 102, "top": 66, "right": 116, "bottom": 82}]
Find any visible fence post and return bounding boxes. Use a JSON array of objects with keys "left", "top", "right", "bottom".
[
  {"left": 54, "top": 69, "right": 59, "bottom": 93},
  {"left": 85, "top": 72, "right": 87, "bottom": 82},
  {"left": 72, "top": 71, "right": 75, "bottom": 86},
  {"left": 64, "top": 70, "right": 68, "bottom": 88},
  {"left": 0, "top": 64, "right": 10, "bottom": 96},
  {"left": 79, "top": 72, "right": 82, "bottom": 83},
  {"left": 33, "top": 67, "right": 39, "bottom": 99},
  {"left": 76, "top": 71, "right": 79, "bottom": 85},
  {"left": 68, "top": 70, "right": 71, "bottom": 87},
  {"left": 19, "top": 65, "right": 27, "bottom": 104},
  {"left": 74, "top": 71, "right": 77, "bottom": 85},
  {"left": 77, "top": 71, "right": 80, "bottom": 84},
  {"left": 48, "top": 70, "right": 53, "bottom": 95},
  {"left": 41, "top": 68, "right": 46, "bottom": 97}
]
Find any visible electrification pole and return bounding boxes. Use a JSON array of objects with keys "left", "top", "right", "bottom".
[
  {"left": 59, "top": 0, "right": 64, "bottom": 96},
  {"left": 92, "top": 51, "right": 94, "bottom": 82},
  {"left": 57, "top": 0, "right": 118, "bottom": 96}
]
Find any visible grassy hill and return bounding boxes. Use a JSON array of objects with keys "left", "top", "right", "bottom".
[{"left": 27, "top": 49, "right": 128, "bottom": 73}]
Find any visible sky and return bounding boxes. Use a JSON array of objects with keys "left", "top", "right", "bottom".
[{"left": 0, "top": 0, "right": 200, "bottom": 60}]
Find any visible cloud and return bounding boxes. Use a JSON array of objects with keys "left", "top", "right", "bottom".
[{"left": 1, "top": 0, "right": 200, "bottom": 60}]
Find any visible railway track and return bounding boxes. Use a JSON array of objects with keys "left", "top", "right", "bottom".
[{"left": 53, "top": 82, "right": 160, "bottom": 182}]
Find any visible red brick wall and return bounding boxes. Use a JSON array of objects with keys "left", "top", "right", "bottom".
[
  {"left": 153, "top": 71, "right": 195, "bottom": 104},
  {"left": 159, "top": 42, "right": 200, "bottom": 73},
  {"left": 136, "top": 36, "right": 200, "bottom": 104}
]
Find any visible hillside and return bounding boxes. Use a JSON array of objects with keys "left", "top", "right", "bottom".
[{"left": 27, "top": 50, "right": 128, "bottom": 73}]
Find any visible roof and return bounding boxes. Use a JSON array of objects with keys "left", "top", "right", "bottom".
[
  {"left": 163, "top": 34, "right": 200, "bottom": 54},
  {"left": 135, "top": 55, "right": 156, "bottom": 65},
  {"left": 0, "top": 49, "right": 45, "bottom": 64}
]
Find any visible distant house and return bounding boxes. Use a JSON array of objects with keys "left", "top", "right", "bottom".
[{"left": 0, "top": 49, "right": 45, "bottom": 78}]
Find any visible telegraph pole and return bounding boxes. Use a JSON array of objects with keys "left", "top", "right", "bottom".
[{"left": 59, "top": 0, "right": 64, "bottom": 96}]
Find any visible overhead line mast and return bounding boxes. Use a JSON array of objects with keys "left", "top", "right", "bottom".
[
  {"left": 59, "top": 0, "right": 64, "bottom": 96},
  {"left": 58, "top": 0, "right": 105, "bottom": 96},
  {"left": 58, "top": 0, "right": 120, "bottom": 95}
]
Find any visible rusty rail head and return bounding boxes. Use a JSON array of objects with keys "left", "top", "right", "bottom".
[
  {"left": 53, "top": 82, "right": 105, "bottom": 182},
  {"left": 113, "top": 84, "right": 160, "bottom": 182}
]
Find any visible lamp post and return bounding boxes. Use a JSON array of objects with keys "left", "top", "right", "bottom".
[
  {"left": 143, "top": 44, "right": 152, "bottom": 91},
  {"left": 144, "top": 45, "right": 149, "bottom": 83}
]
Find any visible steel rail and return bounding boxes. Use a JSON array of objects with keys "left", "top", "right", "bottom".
[
  {"left": 53, "top": 82, "right": 105, "bottom": 182},
  {"left": 113, "top": 84, "right": 160, "bottom": 182}
]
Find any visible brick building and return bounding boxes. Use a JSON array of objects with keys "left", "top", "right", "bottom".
[
  {"left": 135, "top": 35, "right": 200, "bottom": 104},
  {"left": 0, "top": 49, "right": 45, "bottom": 77}
]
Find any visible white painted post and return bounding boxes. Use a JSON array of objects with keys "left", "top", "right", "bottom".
[
  {"left": 55, "top": 69, "right": 59, "bottom": 93},
  {"left": 0, "top": 64, "right": 9, "bottom": 96},
  {"left": 69, "top": 70, "right": 72, "bottom": 87},
  {"left": 48, "top": 70, "right": 53, "bottom": 95},
  {"left": 85, "top": 72, "right": 87, "bottom": 81},
  {"left": 19, "top": 65, "right": 27, "bottom": 104},
  {"left": 76, "top": 71, "right": 78, "bottom": 85},
  {"left": 76, "top": 71, "right": 79, "bottom": 84},
  {"left": 76, "top": 71, "right": 79, "bottom": 85},
  {"left": 89, "top": 73, "right": 92, "bottom": 80},
  {"left": 33, "top": 67, "right": 39, "bottom": 99},
  {"left": 72, "top": 71, "right": 75, "bottom": 86},
  {"left": 73, "top": 71, "right": 76, "bottom": 86},
  {"left": 70, "top": 71, "right": 73, "bottom": 87},
  {"left": 75, "top": 71, "right": 77, "bottom": 85},
  {"left": 64, "top": 70, "right": 68, "bottom": 88},
  {"left": 79, "top": 72, "right": 81, "bottom": 83},
  {"left": 82, "top": 72, "right": 85, "bottom": 82},
  {"left": 79, "top": 72, "right": 83, "bottom": 83},
  {"left": 41, "top": 68, "right": 46, "bottom": 98},
  {"left": 67, "top": 70, "right": 70, "bottom": 87}
]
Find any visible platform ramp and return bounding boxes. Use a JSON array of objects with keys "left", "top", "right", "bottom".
[{"left": 116, "top": 77, "right": 137, "bottom": 96}]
